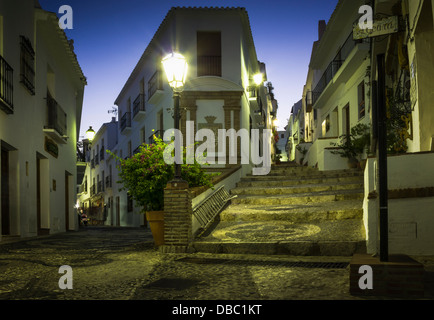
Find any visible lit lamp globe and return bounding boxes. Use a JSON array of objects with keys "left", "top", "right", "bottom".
[
  {"left": 253, "top": 73, "right": 263, "bottom": 86},
  {"left": 162, "top": 52, "right": 188, "bottom": 92},
  {"left": 86, "top": 126, "right": 95, "bottom": 142}
]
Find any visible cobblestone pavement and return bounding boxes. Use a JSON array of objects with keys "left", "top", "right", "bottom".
[{"left": 0, "top": 226, "right": 433, "bottom": 303}]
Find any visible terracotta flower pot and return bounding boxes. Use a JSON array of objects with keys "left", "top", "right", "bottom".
[{"left": 146, "top": 211, "right": 165, "bottom": 246}]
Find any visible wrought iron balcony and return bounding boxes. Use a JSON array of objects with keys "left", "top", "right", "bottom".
[
  {"left": 105, "top": 175, "right": 112, "bottom": 188},
  {"left": 311, "top": 32, "right": 368, "bottom": 107},
  {"left": 100, "top": 146, "right": 105, "bottom": 161},
  {"left": 148, "top": 70, "right": 163, "bottom": 104},
  {"left": 133, "top": 93, "right": 145, "bottom": 120},
  {"left": 44, "top": 92, "right": 67, "bottom": 143},
  {"left": 0, "top": 54, "right": 14, "bottom": 114},
  {"left": 120, "top": 112, "right": 131, "bottom": 133},
  {"left": 148, "top": 129, "right": 164, "bottom": 144},
  {"left": 90, "top": 184, "right": 96, "bottom": 196},
  {"left": 97, "top": 181, "right": 103, "bottom": 193}
]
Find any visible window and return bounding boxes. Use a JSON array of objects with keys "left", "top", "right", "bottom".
[
  {"left": 358, "top": 81, "right": 365, "bottom": 119},
  {"left": 20, "top": 36, "right": 35, "bottom": 95},
  {"left": 148, "top": 69, "right": 163, "bottom": 99},
  {"left": 140, "top": 127, "right": 146, "bottom": 144},
  {"left": 197, "top": 31, "right": 221, "bottom": 77},
  {"left": 127, "top": 193, "right": 133, "bottom": 212},
  {"left": 128, "top": 141, "right": 132, "bottom": 158},
  {"left": 322, "top": 114, "right": 330, "bottom": 137}
]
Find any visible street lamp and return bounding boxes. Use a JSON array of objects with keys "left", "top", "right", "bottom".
[
  {"left": 162, "top": 52, "right": 188, "bottom": 179},
  {"left": 253, "top": 73, "right": 263, "bottom": 86},
  {"left": 86, "top": 126, "right": 95, "bottom": 142}
]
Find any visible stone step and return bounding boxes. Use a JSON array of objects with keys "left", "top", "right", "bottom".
[
  {"left": 220, "top": 200, "right": 363, "bottom": 222},
  {"left": 231, "top": 189, "right": 364, "bottom": 205},
  {"left": 192, "top": 219, "right": 366, "bottom": 256},
  {"left": 244, "top": 170, "right": 363, "bottom": 181},
  {"left": 231, "top": 182, "right": 363, "bottom": 196},
  {"left": 237, "top": 175, "right": 363, "bottom": 187}
]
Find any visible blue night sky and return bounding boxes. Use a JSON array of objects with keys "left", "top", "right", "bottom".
[{"left": 37, "top": 0, "right": 338, "bottom": 138}]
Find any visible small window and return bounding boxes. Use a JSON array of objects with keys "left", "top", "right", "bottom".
[{"left": 20, "top": 36, "right": 35, "bottom": 95}]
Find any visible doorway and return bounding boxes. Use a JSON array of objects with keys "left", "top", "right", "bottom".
[
  {"left": 65, "top": 171, "right": 72, "bottom": 231},
  {"left": 342, "top": 104, "right": 350, "bottom": 138},
  {"left": 116, "top": 196, "right": 120, "bottom": 226},
  {"left": 1, "top": 147, "right": 10, "bottom": 235}
]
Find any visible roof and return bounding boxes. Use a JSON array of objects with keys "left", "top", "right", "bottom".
[{"left": 35, "top": 8, "right": 87, "bottom": 86}]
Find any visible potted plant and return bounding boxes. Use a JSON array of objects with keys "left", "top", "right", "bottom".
[
  {"left": 296, "top": 142, "right": 308, "bottom": 165},
  {"left": 107, "top": 134, "right": 215, "bottom": 246},
  {"left": 273, "top": 153, "right": 282, "bottom": 164},
  {"left": 331, "top": 123, "right": 370, "bottom": 169}
]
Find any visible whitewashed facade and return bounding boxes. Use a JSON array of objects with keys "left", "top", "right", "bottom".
[
  {"left": 363, "top": 0, "right": 434, "bottom": 255},
  {"left": 301, "top": 0, "right": 371, "bottom": 171},
  {"left": 107, "top": 7, "right": 276, "bottom": 222},
  {"left": 0, "top": 0, "right": 86, "bottom": 240},
  {"left": 296, "top": 0, "right": 434, "bottom": 255}
]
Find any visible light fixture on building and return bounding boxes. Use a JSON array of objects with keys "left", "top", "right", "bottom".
[
  {"left": 253, "top": 73, "right": 263, "bottom": 86},
  {"left": 86, "top": 126, "right": 95, "bottom": 142},
  {"left": 162, "top": 52, "right": 188, "bottom": 179},
  {"left": 162, "top": 52, "right": 188, "bottom": 92}
]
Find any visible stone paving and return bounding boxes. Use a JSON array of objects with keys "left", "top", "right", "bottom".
[{"left": 0, "top": 226, "right": 433, "bottom": 302}]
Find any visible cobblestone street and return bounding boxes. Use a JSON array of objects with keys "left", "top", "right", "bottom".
[{"left": 0, "top": 226, "right": 433, "bottom": 306}]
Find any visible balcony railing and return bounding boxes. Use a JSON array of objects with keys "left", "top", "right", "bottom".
[
  {"left": 46, "top": 92, "right": 67, "bottom": 137},
  {"left": 105, "top": 175, "right": 112, "bottom": 188},
  {"left": 120, "top": 112, "right": 131, "bottom": 132},
  {"left": 148, "top": 71, "right": 163, "bottom": 100},
  {"left": 100, "top": 146, "right": 105, "bottom": 161},
  {"left": 197, "top": 55, "right": 222, "bottom": 77},
  {"left": 0, "top": 54, "right": 14, "bottom": 114},
  {"left": 97, "top": 181, "right": 103, "bottom": 193},
  {"left": 90, "top": 184, "right": 96, "bottom": 196},
  {"left": 311, "top": 32, "right": 365, "bottom": 106},
  {"left": 148, "top": 129, "right": 164, "bottom": 144},
  {"left": 133, "top": 94, "right": 145, "bottom": 118}
]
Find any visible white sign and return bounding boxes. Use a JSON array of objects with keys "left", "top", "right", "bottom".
[{"left": 353, "top": 16, "right": 399, "bottom": 40}]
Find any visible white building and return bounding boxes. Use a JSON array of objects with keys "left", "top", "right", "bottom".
[
  {"left": 76, "top": 118, "right": 138, "bottom": 226},
  {"left": 286, "top": 99, "right": 304, "bottom": 162},
  {"left": 295, "top": 0, "right": 434, "bottom": 255},
  {"left": 0, "top": 0, "right": 86, "bottom": 239},
  {"left": 275, "top": 130, "right": 289, "bottom": 162},
  {"left": 363, "top": 0, "right": 434, "bottom": 255},
  {"left": 301, "top": 0, "right": 371, "bottom": 171},
  {"left": 106, "top": 6, "right": 276, "bottom": 221}
]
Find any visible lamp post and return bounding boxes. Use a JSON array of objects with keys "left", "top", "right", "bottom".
[
  {"left": 85, "top": 126, "right": 95, "bottom": 215},
  {"left": 86, "top": 126, "right": 95, "bottom": 142},
  {"left": 162, "top": 52, "right": 188, "bottom": 180}
]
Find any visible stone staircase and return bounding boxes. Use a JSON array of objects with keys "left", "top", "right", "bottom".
[{"left": 192, "top": 162, "right": 367, "bottom": 256}]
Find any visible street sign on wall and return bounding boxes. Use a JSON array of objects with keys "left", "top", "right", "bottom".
[{"left": 353, "top": 16, "right": 399, "bottom": 40}]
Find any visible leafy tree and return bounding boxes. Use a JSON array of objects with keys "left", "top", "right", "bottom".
[{"left": 108, "top": 134, "right": 216, "bottom": 211}]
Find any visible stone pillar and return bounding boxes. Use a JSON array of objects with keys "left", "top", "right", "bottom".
[{"left": 161, "top": 179, "right": 192, "bottom": 253}]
